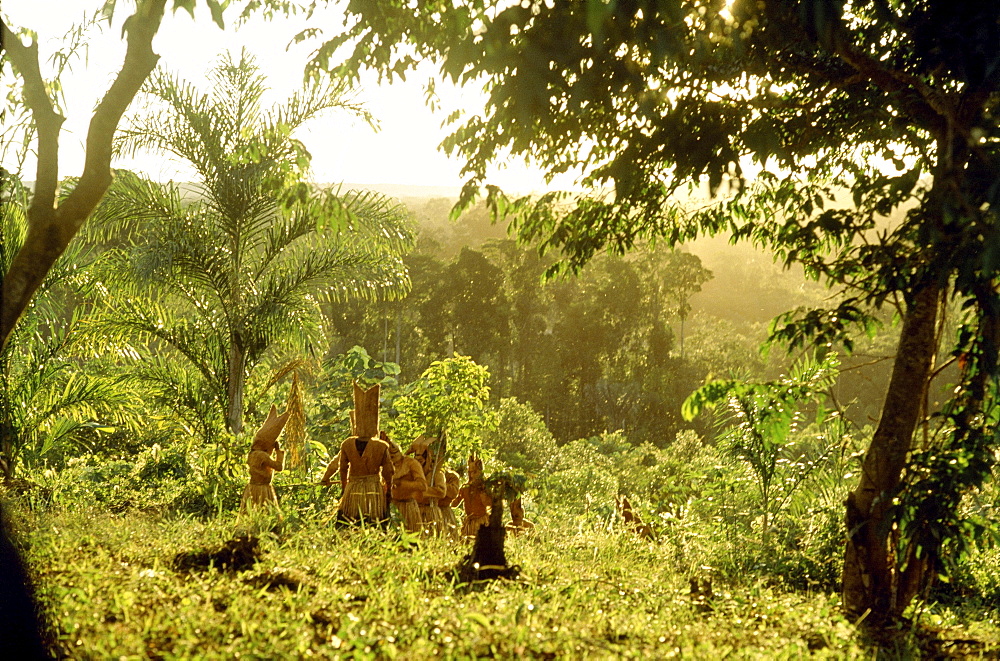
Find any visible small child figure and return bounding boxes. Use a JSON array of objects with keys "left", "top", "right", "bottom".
[
  {"left": 240, "top": 405, "right": 290, "bottom": 512},
  {"left": 617, "top": 495, "right": 655, "bottom": 540},
  {"left": 506, "top": 497, "right": 535, "bottom": 535},
  {"left": 409, "top": 436, "right": 447, "bottom": 535}
]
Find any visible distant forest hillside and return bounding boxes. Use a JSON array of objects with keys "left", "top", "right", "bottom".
[
  {"left": 358, "top": 185, "right": 833, "bottom": 324},
  {"left": 324, "top": 188, "right": 958, "bottom": 446},
  {"left": 107, "top": 177, "right": 941, "bottom": 445},
  {"left": 73, "top": 176, "right": 941, "bottom": 445},
  {"left": 392, "top": 191, "right": 829, "bottom": 327}
]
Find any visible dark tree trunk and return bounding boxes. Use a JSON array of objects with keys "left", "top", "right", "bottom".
[
  {"left": 456, "top": 496, "right": 520, "bottom": 582},
  {"left": 467, "top": 524, "right": 510, "bottom": 576},
  {"left": 0, "top": 428, "right": 15, "bottom": 481},
  {"left": 842, "top": 283, "right": 941, "bottom": 620}
]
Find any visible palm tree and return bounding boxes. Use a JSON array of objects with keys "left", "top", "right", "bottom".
[
  {"left": 0, "top": 171, "right": 136, "bottom": 479},
  {"left": 88, "top": 51, "right": 414, "bottom": 435}
]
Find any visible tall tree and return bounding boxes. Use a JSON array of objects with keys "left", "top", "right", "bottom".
[
  {"left": 442, "top": 247, "right": 512, "bottom": 376},
  {"left": 320, "top": 0, "right": 1000, "bottom": 620},
  {"left": 642, "top": 250, "right": 712, "bottom": 360},
  {"left": 88, "top": 52, "right": 413, "bottom": 435},
  {"left": 482, "top": 238, "right": 556, "bottom": 398}
]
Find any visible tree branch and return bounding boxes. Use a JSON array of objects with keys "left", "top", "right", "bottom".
[
  {"left": 825, "top": 15, "right": 948, "bottom": 134},
  {"left": 0, "top": 19, "right": 65, "bottom": 225},
  {"left": 61, "top": 0, "right": 167, "bottom": 223},
  {"left": 0, "top": 0, "right": 168, "bottom": 350}
]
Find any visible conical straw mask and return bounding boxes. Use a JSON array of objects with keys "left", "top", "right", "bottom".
[
  {"left": 252, "top": 404, "right": 290, "bottom": 450},
  {"left": 353, "top": 382, "right": 380, "bottom": 437}
]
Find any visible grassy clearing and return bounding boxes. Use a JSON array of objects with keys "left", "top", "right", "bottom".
[{"left": 11, "top": 503, "right": 1000, "bottom": 659}]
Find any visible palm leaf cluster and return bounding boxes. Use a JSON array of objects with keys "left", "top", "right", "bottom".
[
  {"left": 1, "top": 172, "right": 137, "bottom": 477},
  {"left": 87, "top": 51, "right": 414, "bottom": 435}
]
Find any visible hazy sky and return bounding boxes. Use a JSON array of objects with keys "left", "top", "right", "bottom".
[{"left": 2, "top": 1, "right": 558, "bottom": 194}]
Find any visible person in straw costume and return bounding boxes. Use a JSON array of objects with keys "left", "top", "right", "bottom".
[
  {"left": 319, "top": 451, "right": 341, "bottom": 488},
  {"left": 336, "top": 383, "right": 393, "bottom": 524},
  {"left": 457, "top": 453, "right": 492, "bottom": 539},
  {"left": 240, "top": 405, "right": 291, "bottom": 512},
  {"left": 506, "top": 496, "right": 535, "bottom": 535},
  {"left": 320, "top": 412, "right": 351, "bottom": 489},
  {"left": 385, "top": 432, "right": 427, "bottom": 533},
  {"left": 409, "top": 436, "right": 448, "bottom": 535}
]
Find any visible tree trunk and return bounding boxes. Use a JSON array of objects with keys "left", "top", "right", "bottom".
[
  {"left": 680, "top": 314, "right": 686, "bottom": 361},
  {"left": 0, "top": 429, "right": 15, "bottom": 481},
  {"left": 383, "top": 315, "right": 389, "bottom": 363},
  {"left": 226, "top": 336, "right": 246, "bottom": 434},
  {"left": 395, "top": 304, "right": 402, "bottom": 366},
  {"left": 842, "top": 283, "right": 941, "bottom": 621},
  {"left": 456, "top": 495, "right": 520, "bottom": 582}
]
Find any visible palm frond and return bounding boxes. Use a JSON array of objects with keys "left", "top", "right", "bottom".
[
  {"left": 30, "top": 373, "right": 135, "bottom": 431},
  {"left": 300, "top": 186, "right": 416, "bottom": 255},
  {"left": 119, "top": 354, "right": 227, "bottom": 442},
  {"left": 263, "top": 75, "right": 369, "bottom": 137},
  {"left": 84, "top": 170, "right": 185, "bottom": 244},
  {"left": 0, "top": 171, "right": 30, "bottom": 279},
  {"left": 208, "top": 49, "right": 268, "bottom": 138},
  {"left": 119, "top": 67, "right": 237, "bottom": 180},
  {"left": 87, "top": 298, "right": 228, "bottom": 390},
  {"left": 35, "top": 418, "right": 97, "bottom": 458}
]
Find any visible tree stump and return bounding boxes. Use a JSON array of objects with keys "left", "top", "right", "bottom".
[{"left": 456, "top": 483, "right": 521, "bottom": 582}]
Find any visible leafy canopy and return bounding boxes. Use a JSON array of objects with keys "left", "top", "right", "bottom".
[
  {"left": 320, "top": 0, "right": 999, "bottom": 329},
  {"left": 390, "top": 354, "right": 496, "bottom": 464}
]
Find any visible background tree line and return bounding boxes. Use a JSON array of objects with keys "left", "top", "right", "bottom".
[{"left": 325, "top": 196, "right": 920, "bottom": 448}]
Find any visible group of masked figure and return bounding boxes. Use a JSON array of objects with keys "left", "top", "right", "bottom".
[{"left": 239, "top": 383, "right": 532, "bottom": 538}]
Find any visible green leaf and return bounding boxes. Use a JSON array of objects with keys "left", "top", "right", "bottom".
[
  {"left": 464, "top": 612, "right": 491, "bottom": 628},
  {"left": 206, "top": 0, "right": 226, "bottom": 29},
  {"left": 172, "top": 0, "right": 197, "bottom": 19},
  {"left": 100, "top": 0, "right": 118, "bottom": 23},
  {"left": 681, "top": 380, "right": 736, "bottom": 421}
]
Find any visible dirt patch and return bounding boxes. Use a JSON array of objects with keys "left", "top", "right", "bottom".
[
  {"left": 243, "top": 568, "right": 310, "bottom": 592},
  {"left": 171, "top": 535, "right": 262, "bottom": 573}
]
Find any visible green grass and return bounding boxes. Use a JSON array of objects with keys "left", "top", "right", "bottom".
[{"left": 9, "top": 503, "right": 1000, "bottom": 659}]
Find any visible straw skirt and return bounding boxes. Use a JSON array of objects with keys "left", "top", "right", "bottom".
[
  {"left": 338, "top": 474, "right": 386, "bottom": 522},
  {"left": 441, "top": 504, "right": 460, "bottom": 537},
  {"left": 240, "top": 483, "right": 279, "bottom": 512},
  {"left": 461, "top": 513, "right": 490, "bottom": 539},
  {"left": 394, "top": 499, "right": 422, "bottom": 533},
  {"left": 419, "top": 503, "right": 445, "bottom": 536}
]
